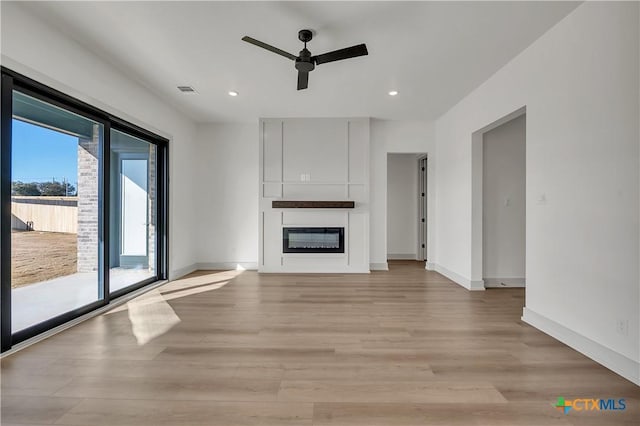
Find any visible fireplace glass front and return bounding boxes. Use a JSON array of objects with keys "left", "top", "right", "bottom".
[{"left": 283, "top": 227, "right": 345, "bottom": 253}]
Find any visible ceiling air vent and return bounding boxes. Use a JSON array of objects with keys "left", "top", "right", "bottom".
[{"left": 177, "top": 86, "right": 197, "bottom": 94}]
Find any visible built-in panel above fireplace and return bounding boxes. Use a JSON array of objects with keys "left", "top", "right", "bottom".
[
  {"left": 259, "top": 117, "right": 370, "bottom": 273},
  {"left": 283, "top": 227, "right": 345, "bottom": 253}
]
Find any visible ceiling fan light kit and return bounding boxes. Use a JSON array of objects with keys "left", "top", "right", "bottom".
[{"left": 242, "top": 29, "right": 368, "bottom": 90}]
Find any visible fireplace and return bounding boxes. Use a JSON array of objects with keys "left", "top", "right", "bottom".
[{"left": 283, "top": 227, "right": 345, "bottom": 253}]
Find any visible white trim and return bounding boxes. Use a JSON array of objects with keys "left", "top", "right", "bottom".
[
  {"left": 484, "top": 277, "right": 526, "bottom": 288},
  {"left": 197, "top": 262, "right": 259, "bottom": 271},
  {"left": 469, "top": 280, "right": 485, "bottom": 290},
  {"left": 170, "top": 263, "right": 198, "bottom": 280},
  {"left": 522, "top": 307, "right": 640, "bottom": 386},
  {"left": 433, "top": 263, "right": 485, "bottom": 291},
  {"left": 1, "top": 279, "right": 169, "bottom": 358},
  {"left": 387, "top": 253, "right": 417, "bottom": 260},
  {"left": 370, "top": 262, "right": 389, "bottom": 271},
  {"left": 260, "top": 268, "right": 370, "bottom": 274},
  {"left": 425, "top": 262, "right": 436, "bottom": 271}
]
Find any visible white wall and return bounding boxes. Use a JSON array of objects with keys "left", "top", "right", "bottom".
[
  {"left": 433, "top": 2, "right": 639, "bottom": 383},
  {"left": 195, "top": 123, "right": 259, "bottom": 269},
  {"left": 195, "top": 119, "right": 435, "bottom": 271},
  {"left": 370, "top": 120, "right": 435, "bottom": 269},
  {"left": 387, "top": 154, "right": 418, "bottom": 259},
  {"left": 482, "top": 115, "right": 526, "bottom": 284},
  {"left": 0, "top": 2, "right": 199, "bottom": 278}
]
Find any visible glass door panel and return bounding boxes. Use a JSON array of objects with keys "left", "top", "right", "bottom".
[
  {"left": 109, "top": 129, "right": 157, "bottom": 293},
  {"left": 10, "top": 91, "right": 103, "bottom": 332}
]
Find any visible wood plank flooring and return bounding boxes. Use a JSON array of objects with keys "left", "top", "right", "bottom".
[{"left": 2, "top": 260, "right": 638, "bottom": 425}]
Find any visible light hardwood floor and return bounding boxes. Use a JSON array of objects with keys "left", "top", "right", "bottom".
[{"left": 1, "top": 261, "right": 638, "bottom": 425}]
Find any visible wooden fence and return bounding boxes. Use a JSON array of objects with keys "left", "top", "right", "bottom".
[{"left": 11, "top": 196, "right": 78, "bottom": 234}]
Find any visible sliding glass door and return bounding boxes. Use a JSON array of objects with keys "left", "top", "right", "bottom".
[
  {"left": 109, "top": 129, "right": 158, "bottom": 294},
  {"left": 1, "top": 67, "right": 168, "bottom": 351},
  {"left": 9, "top": 91, "right": 105, "bottom": 333}
]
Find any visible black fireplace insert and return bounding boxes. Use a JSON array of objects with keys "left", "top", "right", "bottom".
[{"left": 283, "top": 227, "right": 345, "bottom": 253}]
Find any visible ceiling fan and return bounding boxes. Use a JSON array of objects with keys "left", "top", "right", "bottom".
[{"left": 242, "top": 29, "right": 368, "bottom": 90}]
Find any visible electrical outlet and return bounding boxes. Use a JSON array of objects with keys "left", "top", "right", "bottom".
[{"left": 616, "top": 319, "right": 629, "bottom": 336}]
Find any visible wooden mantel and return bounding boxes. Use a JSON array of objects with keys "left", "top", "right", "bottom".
[{"left": 272, "top": 200, "right": 355, "bottom": 209}]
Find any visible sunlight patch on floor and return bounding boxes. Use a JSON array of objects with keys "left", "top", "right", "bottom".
[
  {"left": 127, "top": 289, "right": 181, "bottom": 345},
  {"left": 107, "top": 269, "right": 245, "bottom": 344}
]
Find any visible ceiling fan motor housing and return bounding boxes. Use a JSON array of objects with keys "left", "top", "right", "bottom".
[{"left": 295, "top": 48, "right": 315, "bottom": 72}]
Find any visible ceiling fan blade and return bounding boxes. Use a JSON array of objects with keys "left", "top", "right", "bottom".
[
  {"left": 297, "top": 71, "right": 309, "bottom": 90},
  {"left": 241, "top": 36, "right": 297, "bottom": 61},
  {"left": 313, "top": 44, "right": 368, "bottom": 65}
]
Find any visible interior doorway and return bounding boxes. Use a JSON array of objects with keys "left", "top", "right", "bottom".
[
  {"left": 386, "top": 153, "right": 427, "bottom": 267},
  {"left": 471, "top": 108, "right": 526, "bottom": 289}
]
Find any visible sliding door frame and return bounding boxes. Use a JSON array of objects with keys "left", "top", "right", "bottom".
[
  {"left": 109, "top": 122, "right": 169, "bottom": 299},
  {"left": 1, "top": 73, "right": 14, "bottom": 352},
  {"left": 0, "top": 67, "right": 169, "bottom": 351}
]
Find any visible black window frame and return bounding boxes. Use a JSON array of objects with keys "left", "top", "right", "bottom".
[{"left": 0, "top": 67, "right": 169, "bottom": 352}]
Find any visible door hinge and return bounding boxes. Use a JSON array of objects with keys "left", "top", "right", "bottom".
[{"left": 421, "top": 218, "right": 425, "bottom": 222}]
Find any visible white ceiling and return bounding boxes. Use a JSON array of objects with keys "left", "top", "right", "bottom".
[{"left": 21, "top": 1, "right": 580, "bottom": 123}]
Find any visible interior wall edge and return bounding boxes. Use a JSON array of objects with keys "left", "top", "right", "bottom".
[{"left": 432, "top": 263, "right": 485, "bottom": 291}]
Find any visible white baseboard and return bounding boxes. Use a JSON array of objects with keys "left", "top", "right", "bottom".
[
  {"left": 484, "top": 277, "right": 526, "bottom": 288},
  {"left": 170, "top": 263, "right": 198, "bottom": 280},
  {"left": 172, "top": 262, "right": 259, "bottom": 279},
  {"left": 468, "top": 280, "right": 485, "bottom": 291},
  {"left": 425, "top": 262, "right": 436, "bottom": 271},
  {"left": 432, "top": 263, "right": 484, "bottom": 291},
  {"left": 259, "top": 268, "right": 370, "bottom": 274},
  {"left": 197, "top": 262, "right": 258, "bottom": 271},
  {"left": 370, "top": 262, "right": 389, "bottom": 271},
  {"left": 387, "top": 253, "right": 417, "bottom": 260},
  {"left": 522, "top": 307, "right": 639, "bottom": 386}
]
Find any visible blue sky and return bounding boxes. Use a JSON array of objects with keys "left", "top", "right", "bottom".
[{"left": 12, "top": 119, "right": 78, "bottom": 185}]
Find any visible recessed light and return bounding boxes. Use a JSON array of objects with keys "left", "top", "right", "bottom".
[
  {"left": 228, "top": 91, "right": 239, "bottom": 97},
  {"left": 388, "top": 90, "right": 398, "bottom": 96}
]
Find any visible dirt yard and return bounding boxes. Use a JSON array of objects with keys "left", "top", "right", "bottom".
[{"left": 11, "top": 231, "right": 77, "bottom": 289}]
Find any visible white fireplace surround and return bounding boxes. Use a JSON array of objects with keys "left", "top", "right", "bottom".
[{"left": 259, "top": 118, "right": 370, "bottom": 273}]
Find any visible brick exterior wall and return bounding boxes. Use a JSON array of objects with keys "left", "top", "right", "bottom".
[{"left": 77, "top": 124, "right": 100, "bottom": 273}]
